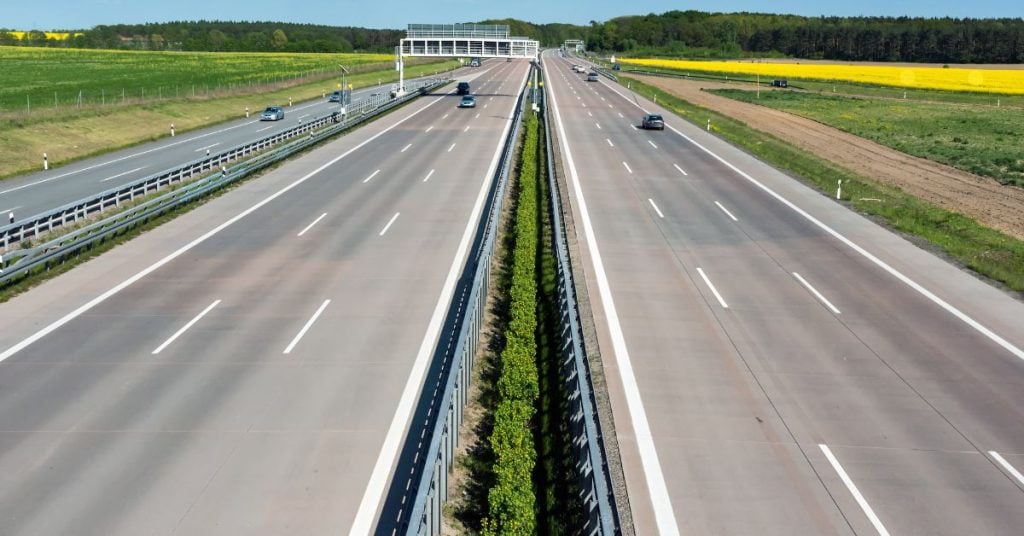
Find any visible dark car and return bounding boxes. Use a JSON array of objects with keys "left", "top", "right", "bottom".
[
  {"left": 612, "top": 64, "right": 621, "bottom": 71},
  {"left": 456, "top": 82, "right": 471, "bottom": 95},
  {"left": 772, "top": 79, "right": 788, "bottom": 88},
  {"left": 459, "top": 95, "right": 477, "bottom": 108},
  {"left": 260, "top": 106, "right": 285, "bottom": 121},
  {"left": 329, "top": 90, "right": 343, "bottom": 103},
  {"left": 641, "top": 113, "right": 665, "bottom": 130}
]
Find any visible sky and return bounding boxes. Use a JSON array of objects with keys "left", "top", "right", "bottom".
[{"left": 1, "top": 0, "right": 1021, "bottom": 30}]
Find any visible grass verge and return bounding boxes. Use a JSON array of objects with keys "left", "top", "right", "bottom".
[
  {"left": 0, "top": 58, "right": 458, "bottom": 179},
  {"left": 622, "top": 75, "right": 1024, "bottom": 294},
  {"left": 708, "top": 88, "right": 1024, "bottom": 187}
]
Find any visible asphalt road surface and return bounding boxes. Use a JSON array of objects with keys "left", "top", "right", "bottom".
[
  {"left": 0, "top": 59, "right": 529, "bottom": 535},
  {"left": 547, "top": 50, "right": 1024, "bottom": 535},
  {"left": 0, "top": 65, "right": 478, "bottom": 222}
]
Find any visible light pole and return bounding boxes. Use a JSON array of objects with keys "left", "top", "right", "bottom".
[{"left": 338, "top": 64, "right": 350, "bottom": 107}]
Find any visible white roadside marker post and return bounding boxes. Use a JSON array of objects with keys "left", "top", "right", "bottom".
[
  {"left": 43, "top": 153, "right": 48, "bottom": 170},
  {"left": 170, "top": 124, "right": 175, "bottom": 137},
  {"left": 245, "top": 106, "right": 249, "bottom": 117},
  {"left": 289, "top": 97, "right": 293, "bottom": 106},
  {"left": 707, "top": 118, "right": 711, "bottom": 132},
  {"left": 837, "top": 179, "right": 843, "bottom": 200}
]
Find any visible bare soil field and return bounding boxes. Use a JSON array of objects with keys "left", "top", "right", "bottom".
[{"left": 632, "top": 74, "right": 1024, "bottom": 240}]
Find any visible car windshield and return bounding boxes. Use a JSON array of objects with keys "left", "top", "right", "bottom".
[
  {"left": 264, "top": 108, "right": 275, "bottom": 112},
  {"left": 648, "top": 115, "right": 663, "bottom": 121}
]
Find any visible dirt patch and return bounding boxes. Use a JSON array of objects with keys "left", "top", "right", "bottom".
[{"left": 633, "top": 74, "right": 1024, "bottom": 240}]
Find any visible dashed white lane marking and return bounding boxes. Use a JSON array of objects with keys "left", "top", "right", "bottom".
[
  {"left": 819, "top": 444, "right": 891, "bottom": 536},
  {"left": 793, "top": 272, "right": 841, "bottom": 314},
  {"left": 442, "top": 113, "right": 449, "bottom": 119},
  {"left": 714, "top": 201, "right": 738, "bottom": 222},
  {"left": 606, "top": 139, "right": 614, "bottom": 147},
  {"left": 283, "top": 299, "right": 331, "bottom": 354},
  {"left": 673, "top": 164, "right": 688, "bottom": 176},
  {"left": 989, "top": 451, "right": 1024, "bottom": 487},
  {"left": 618, "top": 112, "right": 624, "bottom": 118},
  {"left": 0, "top": 205, "right": 22, "bottom": 215},
  {"left": 297, "top": 212, "right": 328, "bottom": 237},
  {"left": 152, "top": 299, "right": 221, "bottom": 354},
  {"left": 648, "top": 140, "right": 658, "bottom": 149},
  {"left": 696, "top": 267, "right": 729, "bottom": 308},
  {"left": 595, "top": 122, "right": 602, "bottom": 130},
  {"left": 401, "top": 143, "right": 412, "bottom": 153},
  {"left": 475, "top": 113, "right": 480, "bottom": 119},
  {"left": 448, "top": 143, "right": 457, "bottom": 152},
  {"left": 363, "top": 169, "right": 381, "bottom": 183},
  {"left": 194, "top": 143, "right": 220, "bottom": 153},
  {"left": 99, "top": 166, "right": 147, "bottom": 182},
  {"left": 622, "top": 161, "right": 632, "bottom": 174},
  {"left": 464, "top": 126, "right": 470, "bottom": 132},
  {"left": 648, "top": 198, "right": 664, "bottom": 219},
  {"left": 255, "top": 126, "right": 272, "bottom": 132},
  {"left": 425, "top": 125, "right": 434, "bottom": 133},
  {"left": 423, "top": 169, "right": 435, "bottom": 183},
  {"left": 379, "top": 212, "right": 400, "bottom": 236}
]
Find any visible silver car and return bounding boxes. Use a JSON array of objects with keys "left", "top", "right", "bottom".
[{"left": 260, "top": 106, "right": 285, "bottom": 121}]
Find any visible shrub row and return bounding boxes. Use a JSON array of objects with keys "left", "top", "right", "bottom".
[{"left": 483, "top": 113, "right": 543, "bottom": 535}]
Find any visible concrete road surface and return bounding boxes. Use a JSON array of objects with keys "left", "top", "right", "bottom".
[
  {"left": 546, "top": 50, "right": 1024, "bottom": 535},
  {"left": 0, "top": 65, "right": 475, "bottom": 222},
  {"left": 0, "top": 59, "right": 529, "bottom": 535}
]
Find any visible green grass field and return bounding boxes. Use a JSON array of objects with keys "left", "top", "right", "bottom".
[
  {"left": 709, "top": 89, "right": 1024, "bottom": 187},
  {"left": 0, "top": 46, "right": 394, "bottom": 113}
]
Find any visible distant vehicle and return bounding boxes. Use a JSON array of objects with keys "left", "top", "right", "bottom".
[
  {"left": 586, "top": 72, "right": 599, "bottom": 82},
  {"left": 456, "top": 82, "right": 471, "bottom": 95},
  {"left": 612, "top": 64, "right": 621, "bottom": 71},
  {"left": 574, "top": 65, "right": 586, "bottom": 73},
  {"left": 772, "top": 79, "right": 788, "bottom": 88},
  {"left": 459, "top": 95, "right": 477, "bottom": 108},
  {"left": 260, "top": 106, "right": 284, "bottom": 121},
  {"left": 641, "top": 113, "right": 665, "bottom": 130},
  {"left": 506, "top": 57, "right": 512, "bottom": 62},
  {"left": 329, "top": 90, "right": 343, "bottom": 103},
  {"left": 470, "top": 58, "right": 480, "bottom": 67}
]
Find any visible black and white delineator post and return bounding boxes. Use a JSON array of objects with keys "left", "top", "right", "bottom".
[{"left": 396, "top": 24, "right": 539, "bottom": 97}]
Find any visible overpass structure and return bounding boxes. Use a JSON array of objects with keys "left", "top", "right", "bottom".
[
  {"left": 396, "top": 24, "right": 538, "bottom": 94},
  {"left": 564, "top": 39, "right": 585, "bottom": 52}
]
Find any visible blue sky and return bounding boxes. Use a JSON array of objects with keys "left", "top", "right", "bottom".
[{"left": 2, "top": 0, "right": 1021, "bottom": 30}]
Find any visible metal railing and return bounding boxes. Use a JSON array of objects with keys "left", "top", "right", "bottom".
[
  {"left": 0, "top": 78, "right": 443, "bottom": 252},
  {"left": 0, "top": 79, "right": 449, "bottom": 286},
  {"left": 402, "top": 66, "right": 532, "bottom": 536},
  {"left": 539, "top": 68, "right": 620, "bottom": 535}
]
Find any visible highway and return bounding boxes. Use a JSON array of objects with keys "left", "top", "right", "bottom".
[
  {"left": 545, "top": 50, "right": 1024, "bottom": 535},
  {"left": 0, "top": 58, "right": 529, "bottom": 534},
  {"left": 0, "top": 65, "right": 472, "bottom": 222}
]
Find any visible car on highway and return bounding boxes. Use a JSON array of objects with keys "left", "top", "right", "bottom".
[
  {"left": 260, "top": 106, "right": 285, "bottom": 121},
  {"left": 328, "top": 90, "right": 343, "bottom": 103},
  {"left": 641, "top": 113, "right": 665, "bottom": 130},
  {"left": 470, "top": 58, "right": 480, "bottom": 67},
  {"left": 612, "top": 64, "right": 621, "bottom": 71},
  {"left": 458, "top": 95, "right": 477, "bottom": 108},
  {"left": 586, "top": 72, "right": 599, "bottom": 82},
  {"left": 457, "top": 81, "right": 471, "bottom": 95},
  {"left": 574, "top": 65, "right": 586, "bottom": 73}
]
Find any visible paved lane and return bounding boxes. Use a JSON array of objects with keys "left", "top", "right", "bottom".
[
  {"left": 0, "top": 60, "right": 529, "bottom": 535},
  {"left": 546, "top": 50, "right": 1024, "bottom": 535},
  {"left": 0, "top": 63, "right": 485, "bottom": 221}
]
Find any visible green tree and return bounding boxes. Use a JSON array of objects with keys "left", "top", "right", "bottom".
[{"left": 271, "top": 29, "right": 288, "bottom": 50}]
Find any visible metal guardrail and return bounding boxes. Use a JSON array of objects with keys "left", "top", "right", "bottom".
[
  {"left": 0, "top": 78, "right": 442, "bottom": 252},
  {"left": 539, "top": 67, "right": 620, "bottom": 535},
  {"left": 0, "top": 79, "right": 449, "bottom": 286},
  {"left": 403, "top": 66, "right": 532, "bottom": 536}
]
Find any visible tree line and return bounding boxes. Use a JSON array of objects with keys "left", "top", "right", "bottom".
[
  {"left": 4, "top": 12, "right": 1024, "bottom": 62},
  {"left": 485, "top": 12, "right": 1024, "bottom": 63},
  {"left": 0, "top": 20, "right": 404, "bottom": 53}
]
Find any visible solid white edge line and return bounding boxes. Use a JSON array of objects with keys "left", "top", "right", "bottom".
[
  {"left": 673, "top": 164, "right": 688, "bottom": 176},
  {"left": 648, "top": 198, "right": 665, "bottom": 219},
  {"left": 542, "top": 55, "right": 680, "bottom": 536},
  {"left": 282, "top": 299, "right": 330, "bottom": 354},
  {"left": 194, "top": 142, "right": 221, "bottom": 152},
  {"left": 400, "top": 143, "right": 412, "bottom": 153},
  {"left": 600, "top": 73, "right": 1024, "bottom": 363},
  {"left": 714, "top": 201, "right": 738, "bottom": 222},
  {"left": 622, "top": 161, "right": 632, "bottom": 174},
  {"left": 989, "top": 451, "right": 1024, "bottom": 487},
  {"left": 151, "top": 299, "right": 221, "bottom": 354},
  {"left": 0, "top": 205, "right": 22, "bottom": 215},
  {"left": 363, "top": 169, "right": 381, "bottom": 183},
  {"left": 378, "top": 212, "right": 400, "bottom": 236},
  {"left": 696, "top": 267, "right": 729, "bottom": 308},
  {"left": 297, "top": 212, "right": 328, "bottom": 237},
  {"left": 348, "top": 63, "right": 532, "bottom": 534},
  {"left": 819, "top": 444, "right": 891, "bottom": 536},
  {"left": 0, "top": 89, "right": 451, "bottom": 364},
  {"left": 792, "top": 272, "right": 841, "bottom": 314},
  {"left": 423, "top": 169, "right": 435, "bottom": 183},
  {"left": 99, "top": 166, "right": 147, "bottom": 183}
]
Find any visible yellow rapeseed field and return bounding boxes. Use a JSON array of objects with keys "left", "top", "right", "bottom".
[
  {"left": 7, "top": 31, "right": 83, "bottom": 40},
  {"left": 622, "top": 58, "right": 1024, "bottom": 94}
]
